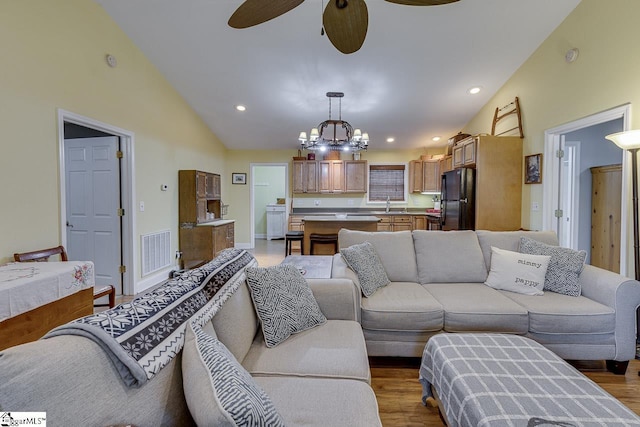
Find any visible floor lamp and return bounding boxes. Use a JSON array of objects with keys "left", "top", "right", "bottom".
[{"left": 605, "top": 130, "right": 640, "bottom": 372}]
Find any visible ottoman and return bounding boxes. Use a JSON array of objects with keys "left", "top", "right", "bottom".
[{"left": 419, "top": 334, "right": 640, "bottom": 427}]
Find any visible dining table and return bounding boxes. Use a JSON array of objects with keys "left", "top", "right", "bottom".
[{"left": 0, "top": 260, "right": 95, "bottom": 350}]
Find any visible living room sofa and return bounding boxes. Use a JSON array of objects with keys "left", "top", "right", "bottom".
[
  {"left": 333, "top": 229, "right": 640, "bottom": 373},
  {"left": 0, "top": 251, "right": 382, "bottom": 426}
]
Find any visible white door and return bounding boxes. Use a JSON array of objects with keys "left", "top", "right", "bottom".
[
  {"left": 64, "top": 137, "right": 122, "bottom": 293},
  {"left": 557, "top": 139, "right": 581, "bottom": 250}
]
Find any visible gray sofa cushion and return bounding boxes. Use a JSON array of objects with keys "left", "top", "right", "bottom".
[
  {"left": 519, "top": 236, "right": 587, "bottom": 297},
  {"left": 0, "top": 335, "right": 192, "bottom": 426},
  {"left": 338, "top": 229, "right": 418, "bottom": 282},
  {"left": 501, "top": 291, "right": 615, "bottom": 335},
  {"left": 212, "top": 280, "right": 259, "bottom": 362},
  {"left": 242, "top": 320, "right": 371, "bottom": 383},
  {"left": 246, "top": 265, "right": 327, "bottom": 347},
  {"left": 424, "top": 283, "right": 529, "bottom": 334},
  {"left": 476, "top": 230, "right": 559, "bottom": 270},
  {"left": 413, "top": 230, "right": 488, "bottom": 284},
  {"left": 360, "top": 282, "right": 443, "bottom": 332},
  {"left": 340, "top": 241, "right": 390, "bottom": 297},
  {"left": 255, "top": 377, "right": 382, "bottom": 427},
  {"left": 182, "top": 322, "right": 285, "bottom": 427}
]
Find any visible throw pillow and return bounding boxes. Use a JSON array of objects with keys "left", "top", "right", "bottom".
[
  {"left": 484, "top": 246, "right": 551, "bottom": 296},
  {"left": 519, "top": 236, "right": 587, "bottom": 297},
  {"left": 245, "top": 264, "right": 327, "bottom": 347},
  {"left": 182, "top": 322, "right": 285, "bottom": 427},
  {"left": 340, "top": 241, "right": 391, "bottom": 297}
]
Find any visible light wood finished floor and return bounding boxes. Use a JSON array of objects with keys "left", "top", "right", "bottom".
[{"left": 118, "top": 239, "right": 640, "bottom": 426}]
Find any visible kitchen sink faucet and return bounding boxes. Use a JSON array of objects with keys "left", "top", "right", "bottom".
[{"left": 386, "top": 196, "right": 391, "bottom": 213}]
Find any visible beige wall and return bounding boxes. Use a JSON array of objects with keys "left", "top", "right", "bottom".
[
  {"left": 465, "top": 0, "right": 640, "bottom": 226},
  {"left": 0, "top": 1, "right": 226, "bottom": 287},
  {"left": 463, "top": 0, "right": 640, "bottom": 275}
]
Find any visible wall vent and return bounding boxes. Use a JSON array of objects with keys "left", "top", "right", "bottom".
[{"left": 141, "top": 230, "right": 171, "bottom": 276}]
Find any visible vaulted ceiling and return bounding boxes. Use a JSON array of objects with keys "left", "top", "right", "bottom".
[{"left": 95, "top": 0, "right": 581, "bottom": 151}]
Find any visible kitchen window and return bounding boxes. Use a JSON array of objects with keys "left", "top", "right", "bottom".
[{"left": 367, "top": 164, "right": 407, "bottom": 203}]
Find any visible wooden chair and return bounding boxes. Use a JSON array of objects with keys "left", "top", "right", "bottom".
[{"left": 14, "top": 245, "right": 116, "bottom": 309}]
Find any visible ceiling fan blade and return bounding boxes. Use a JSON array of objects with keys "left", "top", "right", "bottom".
[
  {"left": 323, "top": 0, "right": 368, "bottom": 54},
  {"left": 384, "top": 0, "right": 459, "bottom": 5},
  {"left": 228, "top": 0, "right": 305, "bottom": 29}
]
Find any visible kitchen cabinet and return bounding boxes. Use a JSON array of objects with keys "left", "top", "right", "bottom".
[
  {"left": 377, "top": 215, "right": 412, "bottom": 231},
  {"left": 412, "top": 215, "right": 427, "bottom": 230},
  {"left": 591, "top": 164, "right": 621, "bottom": 273},
  {"left": 179, "top": 170, "right": 221, "bottom": 224},
  {"left": 409, "top": 160, "right": 439, "bottom": 193},
  {"left": 439, "top": 155, "right": 453, "bottom": 174},
  {"left": 456, "top": 135, "right": 522, "bottom": 230},
  {"left": 422, "top": 160, "right": 440, "bottom": 193},
  {"left": 293, "top": 160, "right": 318, "bottom": 193},
  {"left": 293, "top": 160, "right": 367, "bottom": 194},
  {"left": 453, "top": 137, "right": 476, "bottom": 168},
  {"left": 266, "top": 204, "right": 286, "bottom": 240},
  {"left": 344, "top": 160, "right": 367, "bottom": 193},
  {"left": 319, "top": 160, "right": 345, "bottom": 193}
]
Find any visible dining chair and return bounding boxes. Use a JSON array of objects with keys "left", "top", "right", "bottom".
[{"left": 13, "top": 245, "right": 116, "bottom": 308}]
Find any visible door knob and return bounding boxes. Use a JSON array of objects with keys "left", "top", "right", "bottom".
[{"left": 66, "top": 221, "right": 73, "bottom": 228}]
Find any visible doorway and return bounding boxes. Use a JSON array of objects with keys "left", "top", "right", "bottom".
[
  {"left": 543, "top": 104, "right": 629, "bottom": 275},
  {"left": 250, "top": 163, "right": 288, "bottom": 248},
  {"left": 58, "top": 109, "right": 135, "bottom": 295}
]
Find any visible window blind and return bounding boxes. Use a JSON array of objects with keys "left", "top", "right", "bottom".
[{"left": 369, "top": 165, "right": 405, "bottom": 201}]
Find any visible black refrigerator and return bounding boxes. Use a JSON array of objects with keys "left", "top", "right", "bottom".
[{"left": 441, "top": 168, "right": 475, "bottom": 230}]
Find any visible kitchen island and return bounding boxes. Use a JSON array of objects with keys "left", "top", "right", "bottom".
[{"left": 302, "top": 215, "right": 381, "bottom": 255}]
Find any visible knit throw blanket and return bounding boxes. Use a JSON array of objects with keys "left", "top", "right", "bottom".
[{"left": 45, "top": 248, "right": 257, "bottom": 387}]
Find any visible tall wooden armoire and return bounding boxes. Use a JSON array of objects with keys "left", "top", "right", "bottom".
[{"left": 590, "top": 164, "right": 622, "bottom": 273}]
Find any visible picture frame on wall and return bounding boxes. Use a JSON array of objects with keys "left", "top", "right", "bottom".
[
  {"left": 524, "top": 153, "right": 542, "bottom": 184},
  {"left": 232, "top": 172, "right": 246, "bottom": 185}
]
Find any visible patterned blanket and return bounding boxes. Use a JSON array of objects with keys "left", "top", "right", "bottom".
[
  {"left": 420, "top": 334, "right": 640, "bottom": 427},
  {"left": 45, "top": 248, "right": 256, "bottom": 387}
]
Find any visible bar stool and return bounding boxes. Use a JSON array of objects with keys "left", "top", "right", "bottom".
[
  {"left": 285, "top": 231, "right": 304, "bottom": 256},
  {"left": 309, "top": 233, "right": 339, "bottom": 255}
]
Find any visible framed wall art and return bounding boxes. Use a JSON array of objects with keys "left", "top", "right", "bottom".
[
  {"left": 232, "top": 172, "right": 246, "bottom": 185},
  {"left": 524, "top": 154, "right": 542, "bottom": 184}
]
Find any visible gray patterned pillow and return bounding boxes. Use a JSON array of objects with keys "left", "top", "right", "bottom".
[
  {"left": 182, "top": 322, "right": 285, "bottom": 427},
  {"left": 519, "top": 236, "right": 587, "bottom": 297},
  {"left": 245, "top": 265, "right": 327, "bottom": 347},
  {"left": 340, "top": 241, "right": 390, "bottom": 297}
]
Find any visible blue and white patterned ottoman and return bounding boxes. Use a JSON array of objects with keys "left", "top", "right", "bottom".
[{"left": 419, "top": 334, "right": 640, "bottom": 427}]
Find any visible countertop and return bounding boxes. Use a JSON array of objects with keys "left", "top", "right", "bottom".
[
  {"left": 292, "top": 209, "right": 439, "bottom": 217},
  {"left": 195, "top": 219, "right": 235, "bottom": 227},
  {"left": 302, "top": 215, "right": 381, "bottom": 222}
]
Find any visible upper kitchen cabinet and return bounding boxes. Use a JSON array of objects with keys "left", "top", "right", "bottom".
[
  {"left": 293, "top": 159, "right": 367, "bottom": 194},
  {"left": 179, "top": 170, "right": 221, "bottom": 224},
  {"left": 293, "top": 160, "right": 318, "bottom": 193},
  {"left": 344, "top": 160, "right": 367, "bottom": 193},
  {"left": 409, "top": 160, "right": 440, "bottom": 193},
  {"left": 453, "top": 137, "right": 477, "bottom": 168},
  {"left": 319, "top": 160, "right": 345, "bottom": 193}
]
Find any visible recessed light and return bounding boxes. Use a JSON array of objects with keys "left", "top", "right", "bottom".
[
  {"left": 235, "top": 105, "right": 246, "bottom": 112},
  {"left": 432, "top": 136, "right": 441, "bottom": 142},
  {"left": 468, "top": 87, "right": 482, "bottom": 95},
  {"left": 386, "top": 137, "right": 395, "bottom": 143}
]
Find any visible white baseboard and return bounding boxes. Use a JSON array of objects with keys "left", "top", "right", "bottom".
[{"left": 134, "top": 268, "right": 172, "bottom": 295}]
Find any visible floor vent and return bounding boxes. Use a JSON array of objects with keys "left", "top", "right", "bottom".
[{"left": 141, "top": 230, "right": 171, "bottom": 276}]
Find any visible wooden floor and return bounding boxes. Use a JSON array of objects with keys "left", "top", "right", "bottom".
[{"left": 118, "top": 239, "right": 640, "bottom": 426}]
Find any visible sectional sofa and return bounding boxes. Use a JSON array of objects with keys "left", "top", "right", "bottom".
[
  {"left": 0, "top": 250, "right": 381, "bottom": 426},
  {"left": 333, "top": 229, "right": 640, "bottom": 374}
]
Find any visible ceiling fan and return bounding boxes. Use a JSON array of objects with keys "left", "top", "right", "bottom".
[{"left": 228, "top": 0, "right": 459, "bottom": 54}]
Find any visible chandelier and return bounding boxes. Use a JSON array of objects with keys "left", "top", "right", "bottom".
[{"left": 298, "top": 92, "right": 369, "bottom": 152}]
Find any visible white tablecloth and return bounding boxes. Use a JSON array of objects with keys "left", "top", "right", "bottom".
[{"left": 0, "top": 261, "right": 95, "bottom": 321}]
